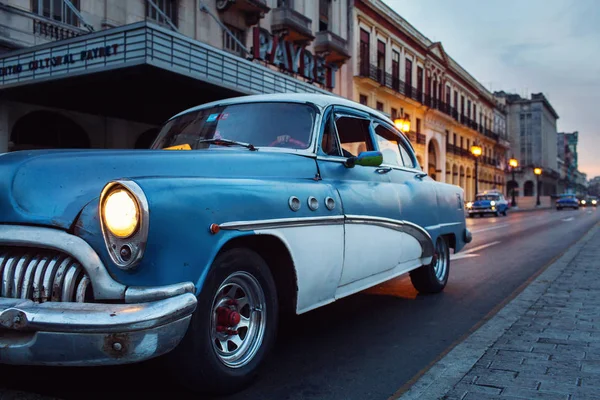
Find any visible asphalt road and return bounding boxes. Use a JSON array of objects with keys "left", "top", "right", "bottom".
[{"left": 1, "top": 206, "right": 598, "bottom": 400}]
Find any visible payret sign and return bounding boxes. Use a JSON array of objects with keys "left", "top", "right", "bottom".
[{"left": 252, "top": 27, "right": 337, "bottom": 89}]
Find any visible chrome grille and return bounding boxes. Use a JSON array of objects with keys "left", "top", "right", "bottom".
[{"left": 0, "top": 248, "right": 92, "bottom": 303}]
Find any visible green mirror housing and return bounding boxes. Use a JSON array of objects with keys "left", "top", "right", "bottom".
[{"left": 344, "top": 151, "right": 383, "bottom": 168}]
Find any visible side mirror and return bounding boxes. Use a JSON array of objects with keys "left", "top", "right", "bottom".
[{"left": 345, "top": 151, "right": 383, "bottom": 168}]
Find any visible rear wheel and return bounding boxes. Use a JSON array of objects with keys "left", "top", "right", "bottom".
[
  {"left": 165, "top": 248, "right": 278, "bottom": 395},
  {"left": 410, "top": 236, "right": 450, "bottom": 294}
]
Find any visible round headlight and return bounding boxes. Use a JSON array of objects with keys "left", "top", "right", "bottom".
[
  {"left": 102, "top": 189, "right": 139, "bottom": 238},
  {"left": 466, "top": 202, "right": 473, "bottom": 208},
  {"left": 490, "top": 200, "right": 496, "bottom": 206}
]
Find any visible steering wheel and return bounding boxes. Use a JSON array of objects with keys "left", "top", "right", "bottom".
[{"left": 269, "top": 135, "right": 308, "bottom": 149}]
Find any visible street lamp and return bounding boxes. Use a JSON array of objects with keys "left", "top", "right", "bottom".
[
  {"left": 509, "top": 157, "right": 518, "bottom": 207},
  {"left": 534, "top": 167, "right": 542, "bottom": 206},
  {"left": 471, "top": 144, "right": 482, "bottom": 195},
  {"left": 394, "top": 117, "right": 411, "bottom": 133}
]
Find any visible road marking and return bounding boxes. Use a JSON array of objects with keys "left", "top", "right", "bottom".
[
  {"left": 450, "top": 240, "right": 501, "bottom": 261},
  {"left": 562, "top": 217, "right": 574, "bottom": 222},
  {"left": 471, "top": 224, "right": 510, "bottom": 234}
]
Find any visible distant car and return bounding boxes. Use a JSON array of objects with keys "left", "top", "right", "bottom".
[
  {"left": 556, "top": 194, "right": 580, "bottom": 210},
  {"left": 0, "top": 93, "right": 472, "bottom": 395},
  {"left": 466, "top": 191, "right": 509, "bottom": 217},
  {"left": 581, "top": 196, "right": 598, "bottom": 207}
]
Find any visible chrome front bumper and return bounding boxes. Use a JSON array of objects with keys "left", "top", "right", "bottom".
[
  {"left": 0, "top": 292, "right": 197, "bottom": 366},
  {"left": 0, "top": 224, "right": 198, "bottom": 366}
]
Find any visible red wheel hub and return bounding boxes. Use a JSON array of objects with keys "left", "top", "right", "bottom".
[{"left": 216, "top": 306, "right": 241, "bottom": 334}]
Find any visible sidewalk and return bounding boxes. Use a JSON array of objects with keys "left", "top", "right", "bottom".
[{"left": 397, "top": 223, "right": 600, "bottom": 400}]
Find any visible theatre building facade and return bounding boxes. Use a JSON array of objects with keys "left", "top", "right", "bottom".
[{"left": 0, "top": 0, "right": 351, "bottom": 152}]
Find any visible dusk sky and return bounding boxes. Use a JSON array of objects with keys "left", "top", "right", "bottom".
[{"left": 387, "top": 0, "right": 600, "bottom": 179}]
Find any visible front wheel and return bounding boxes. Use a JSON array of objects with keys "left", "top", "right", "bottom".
[
  {"left": 165, "top": 248, "right": 278, "bottom": 395},
  {"left": 410, "top": 236, "right": 450, "bottom": 294}
]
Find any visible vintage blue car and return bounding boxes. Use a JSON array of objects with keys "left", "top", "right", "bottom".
[
  {"left": 0, "top": 93, "right": 471, "bottom": 394},
  {"left": 556, "top": 194, "right": 580, "bottom": 210},
  {"left": 466, "top": 190, "right": 509, "bottom": 217}
]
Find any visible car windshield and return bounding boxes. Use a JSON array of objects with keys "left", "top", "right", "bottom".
[
  {"left": 476, "top": 195, "right": 499, "bottom": 201},
  {"left": 151, "top": 102, "right": 316, "bottom": 151}
]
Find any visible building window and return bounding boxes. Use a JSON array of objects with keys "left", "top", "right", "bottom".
[
  {"left": 467, "top": 138, "right": 470, "bottom": 150},
  {"left": 453, "top": 91, "right": 458, "bottom": 108},
  {"left": 460, "top": 136, "right": 464, "bottom": 148},
  {"left": 377, "top": 40, "right": 386, "bottom": 84},
  {"left": 460, "top": 95, "right": 465, "bottom": 115},
  {"left": 453, "top": 133, "right": 457, "bottom": 145},
  {"left": 146, "top": 0, "right": 177, "bottom": 27},
  {"left": 223, "top": 24, "right": 245, "bottom": 56},
  {"left": 405, "top": 58, "right": 413, "bottom": 95},
  {"left": 33, "top": 0, "right": 80, "bottom": 26},
  {"left": 376, "top": 101, "right": 384, "bottom": 111},
  {"left": 391, "top": 108, "right": 398, "bottom": 120},
  {"left": 359, "top": 94, "right": 368, "bottom": 106},
  {"left": 467, "top": 100, "right": 471, "bottom": 118},
  {"left": 319, "top": 0, "right": 330, "bottom": 32},
  {"left": 416, "top": 118, "right": 421, "bottom": 134},
  {"left": 417, "top": 67, "right": 424, "bottom": 100},
  {"left": 392, "top": 51, "right": 400, "bottom": 90},
  {"left": 445, "top": 86, "right": 451, "bottom": 105},
  {"left": 359, "top": 29, "right": 370, "bottom": 77}
]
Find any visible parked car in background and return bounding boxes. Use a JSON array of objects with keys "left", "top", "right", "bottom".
[
  {"left": 0, "top": 93, "right": 472, "bottom": 395},
  {"left": 556, "top": 194, "right": 580, "bottom": 210},
  {"left": 466, "top": 190, "right": 509, "bottom": 217}
]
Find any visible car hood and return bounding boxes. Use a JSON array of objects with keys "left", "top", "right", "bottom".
[
  {"left": 557, "top": 198, "right": 576, "bottom": 203},
  {"left": 0, "top": 148, "right": 317, "bottom": 229},
  {"left": 472, "top": 200, "right": 494, "bottom": 207}
]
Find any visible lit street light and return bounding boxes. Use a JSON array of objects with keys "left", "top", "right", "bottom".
[
  {"left": 509, "top": 157, "right": 518, "bottom": 207},
  {"left": 394, "top": 117, "right": 411, "bottom": 133},
  {"left": 534, "top": 167, "right": 542, "bottom": 206},
  {"left": 471, "top": 144, "right": 482, "bottom": 195}
]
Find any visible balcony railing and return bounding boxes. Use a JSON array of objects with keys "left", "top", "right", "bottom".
[{"left": 357, "top": 62, "right": 506, "bottom": 143}]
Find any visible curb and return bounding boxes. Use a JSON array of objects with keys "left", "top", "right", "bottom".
[{"left": 392, "top": 223, "right": 599, "bottom": 400}]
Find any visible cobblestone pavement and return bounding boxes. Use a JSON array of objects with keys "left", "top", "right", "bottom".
[{"left": 400, "top": 223, "right": 600, "bottom": 400}]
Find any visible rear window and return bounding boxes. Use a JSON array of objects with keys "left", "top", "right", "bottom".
[{"left": 151, "top": 102, "right": 316, "bottom": 150}]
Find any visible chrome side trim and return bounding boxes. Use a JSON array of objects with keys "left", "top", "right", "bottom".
[
  {"left": 345, "top": 215, "right": 434, "bottom": 259},
  {"left": 125, "top": 282, "right": 195, "bottom": 303},
  {"left": 218, "top": 215, "right": 434, "bottom": 259},
  {"left": 0, "top": 292, "right": 197, "bottom": 333},
  {"left": 0, "top": 225, "right": 126, "bottom": 300},
  {"left": 218, "top": 216, "right": 345, "bottom": 231}
]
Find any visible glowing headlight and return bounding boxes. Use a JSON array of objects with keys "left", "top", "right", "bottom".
[
  {"left": 593, "top": 200, "right": 597, "bottom": 205},
  {"left": 490, "top": 201, "right": 496, "bottom": 206},
  {"left": 466, "top": 202, "right": 473, "bottom": 208},
  {"left": 102, "top": 189, "right": 139, "bottom": 238},
  {"left": 581, "top": 200, "right": 586, "bottom": 205}
]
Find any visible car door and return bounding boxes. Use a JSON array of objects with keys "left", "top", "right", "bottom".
[
  {"left": 316, "top": 106, "right": 405, "bottom": 288},
  {"left": 370, "top": 119, "right": 440, "bottom": 255}
]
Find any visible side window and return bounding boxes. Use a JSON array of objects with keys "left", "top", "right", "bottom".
[
  {"left": 320, "top": 114, "right": 342, "bottom": 156},
  {"left": 334, "top": 115, "right": 374, "bottom": 157},
  {"left": 373, "top": 124, "right": 403, "bottom": 167},
  {"left": 399, "top": 144, "right": 416, "bottom": 168}
]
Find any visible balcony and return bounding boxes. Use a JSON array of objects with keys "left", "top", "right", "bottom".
[
  {"left": 356, "top": 62, "right": 506, "bottom": 142},
  {"left": 0, "top": 3, "right": 86, "bottom": 50},
  {"left": 314, "top": 30, "right": 350, "bottom": 65},
  {"left": 417, "top": 133, "right": 426, "bottom": 145},
  {"left": 216, "top": 0, "right": 270, "bottom": 26},
  {"left": 271, "top": 6, "right": 314, "bottom": 43}
]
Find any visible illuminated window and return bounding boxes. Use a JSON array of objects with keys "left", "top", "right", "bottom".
[{"left": 32, "top": 0, "right": 80, "bottom": 26}]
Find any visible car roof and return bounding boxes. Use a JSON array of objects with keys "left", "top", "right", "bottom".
[{"left": 169, "top": 93, "right": 393, "bottom": 124}]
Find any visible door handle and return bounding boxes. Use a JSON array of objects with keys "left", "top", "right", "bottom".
[
  {"left": 376, "top": 167, "right": 392, "bottom": 174},
  {"left": 415, "top": 172, "right": 428, "bottom": 179}
]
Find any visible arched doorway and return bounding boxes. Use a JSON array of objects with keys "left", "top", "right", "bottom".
[
  {"left": 524, "top": 180, "right": 534, "bottom": 196},
  {"left": 466, "top": 167, "right": 472, "bottom": 200},
  {"left": 10, "top": 111, "right": 90, "bottom": 151},
  {"left": 452, "top": 164, "right": 458, "bottom": 186},
  {"left": 459, "top": 165, "right": 465, "bottom": 192},
  {"left": 135, "top": 128, "right": 160, "bottom": 149},
  {"left": 427, "top": 140, "right": 438, "bottom": 181},
  {"left": 446, "top": 162, "right": 451, "bottom": 184}
]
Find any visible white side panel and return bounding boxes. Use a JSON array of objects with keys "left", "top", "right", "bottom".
[
  {"left": 254, "top": 225, "right": 344, "bottom": 315},
  {"left": 339, "top": 225, "right": 422, "bottom": 287}
]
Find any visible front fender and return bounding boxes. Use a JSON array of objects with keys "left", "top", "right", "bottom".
[{"left": 74, "top": 177, "right": 344, "bottom": 298}]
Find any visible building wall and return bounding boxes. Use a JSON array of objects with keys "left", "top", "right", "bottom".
[{"left": 350, "top": 0, "right": 508, "bottom": 201}]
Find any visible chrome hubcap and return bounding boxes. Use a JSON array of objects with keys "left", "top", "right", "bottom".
[
  {"left": 210, "top": 271, "right": 266, "bottom": 368},
  {"left": 433, "top": 237, "right": 448, "bottom": 281}
]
